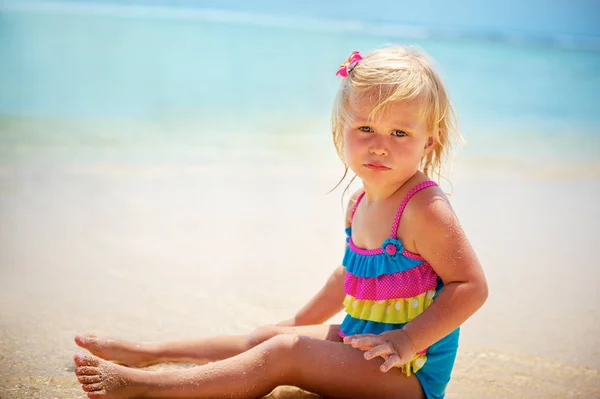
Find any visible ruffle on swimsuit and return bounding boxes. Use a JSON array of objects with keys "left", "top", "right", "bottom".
[{"left": 339, "top": 181, "right": 460, "bottom": 399}]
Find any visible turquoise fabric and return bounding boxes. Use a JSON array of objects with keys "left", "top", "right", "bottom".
[
  {"left": 339, "top": 316, "right": 407, "bottom": 336},
  {"left": 415, "top": 329, "right": 460, "bottom": 399},
  {"left": 341, "top": 227, "right": 460, "bottom": 399},
  {"left": 344, "top": 227, "right": 425, "bottom": 277}
]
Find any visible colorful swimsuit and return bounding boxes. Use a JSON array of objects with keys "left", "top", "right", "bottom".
[{"left": 339, "top": 181, "right": 460, "bottom": 399}]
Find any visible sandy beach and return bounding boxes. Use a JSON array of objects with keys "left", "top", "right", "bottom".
[
  {"left": 0, "top": 118, "right": 599, "bottom": 398},
  {"left": 1, "top": 2, "right": 600, "bottom": 396}
]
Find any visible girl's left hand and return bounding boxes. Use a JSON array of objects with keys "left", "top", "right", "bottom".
[{"left": 343, "top": 331, "right": 416, "bottom": 372}]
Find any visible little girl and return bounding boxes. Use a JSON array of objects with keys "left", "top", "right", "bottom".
[{"left": 73, "top": 45, "right": 488, "bottom": 399}]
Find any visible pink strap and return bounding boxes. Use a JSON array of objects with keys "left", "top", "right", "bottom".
[
  {"left": 350, "top": 192, "right": 366, "bottom": 221},
  {"left": 390, "top": 181, "right": 437, "bottom": 237}
]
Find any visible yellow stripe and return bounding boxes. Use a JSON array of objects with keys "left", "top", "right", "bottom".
[
  {"left": 343, "top": 290, "right": 435, "bottom": 324},
  {"left": 400, "top": 353, "right": 428, "bottom": 376}
]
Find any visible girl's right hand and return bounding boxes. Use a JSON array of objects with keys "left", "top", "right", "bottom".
[{"left": 343, "top": 330, "right": 416, "bottom": 372}]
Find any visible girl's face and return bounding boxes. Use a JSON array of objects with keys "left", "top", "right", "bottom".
[{"left": 343, "top": 95, "right": 433, "bottom": 188}]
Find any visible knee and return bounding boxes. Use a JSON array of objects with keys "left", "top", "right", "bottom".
[
  {"left": 259, "top": 334, "right": 300, "bottom": 373},
  {"left": 263, "top": 334, "right": 299, "bottom": 354},
  {"left": 246, "top": 324, "right": 285, "bottom": 349}
]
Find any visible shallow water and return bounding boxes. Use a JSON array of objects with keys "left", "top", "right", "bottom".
[
  {"left": 1, "top": 1, "right": 600, "bottom": 397},
  {"left": 0, "top": 118, "right": 599, "bottom": 397}
]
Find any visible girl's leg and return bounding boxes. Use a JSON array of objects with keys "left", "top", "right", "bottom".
[
  {"left": 74, "top": 324, "right": 341, "bottom": 367},
  {"left": 74, "top": 333, "right": 424, "bottom": 399}
]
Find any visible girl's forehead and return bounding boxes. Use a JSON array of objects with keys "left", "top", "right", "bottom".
[{"left": 347, "top": 95, "right": 424, "bottom": 123}]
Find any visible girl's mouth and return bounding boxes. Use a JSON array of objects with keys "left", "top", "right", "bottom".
[{"left": 364, "top": 163, "right": 391, "bottom": 171}]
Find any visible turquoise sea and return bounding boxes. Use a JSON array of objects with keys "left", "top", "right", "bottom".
[
  {"left": 1, "top": 2, "right": 600, "bottom": 398},
  {"left": 1, "top": 0, "right": 599, "bottom": 169}
]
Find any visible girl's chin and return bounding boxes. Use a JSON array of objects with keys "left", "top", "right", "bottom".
[
  {"left": 357, "top": 174, "right": 392, "bottom": 186},
  {"left": 358, "top": 172, "right": 415, "bottom": 188}
]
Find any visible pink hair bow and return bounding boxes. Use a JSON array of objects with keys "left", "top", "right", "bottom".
[{"left": 336, "top": 51, "right": 363, "bottom": 77}]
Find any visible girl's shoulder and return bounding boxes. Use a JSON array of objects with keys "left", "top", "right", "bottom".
[
  {"left": 400, "top": 182, "right": 457, "bottom": 238},
  {"left": 345, "top": 189, "right": 364, "bottom": 228}
]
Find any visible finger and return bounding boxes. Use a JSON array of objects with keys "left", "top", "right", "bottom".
[
  {"left": 364, "top": 343, "right": 394, "bottom": 360},
  {"left": 355, "top": 343, "right": 378, "bottom": 352},
  {"left": 353, "top": 341, "right": 380, "bottom": 351},
  {"left": 343, "top": 334, "right": 375, "bottom": 344},
  {"left": 343, "top": 335, "right": 381, "bottom": 351},
  {"left": 380, "top": 354, "right": 403, "bottom": 372},
  {"left": 350, "top": 336, "right": 383, "bottom": 349}
]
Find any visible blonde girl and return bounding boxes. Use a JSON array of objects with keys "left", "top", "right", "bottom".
[{"left": 73, "top": 45, "right": 488, "bottom": 399}]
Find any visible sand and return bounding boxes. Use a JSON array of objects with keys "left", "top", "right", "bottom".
[{"left": 1, "top": 129, "right": 599, "bottom": 398}]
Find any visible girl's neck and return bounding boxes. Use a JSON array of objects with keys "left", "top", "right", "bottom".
[{"left": 362, "top": 172, "right": 420, "bottom": 203}]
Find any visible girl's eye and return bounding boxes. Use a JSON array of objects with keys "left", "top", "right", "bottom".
[
  {"left": 392, "top": 130, "right": 407, "bottom": 137},
  {"left": 358, "top": 126, "right": 374, "bottom": 133}
]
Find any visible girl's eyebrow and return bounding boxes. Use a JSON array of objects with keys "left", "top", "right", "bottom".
[{"left": 351, "top": 119, "right": 415, "bottom": 130}]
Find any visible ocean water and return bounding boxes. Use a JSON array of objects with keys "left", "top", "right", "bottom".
[
  {"left": 1, "top": 3, "right": 600, "bottom": 398},
  {"left": 1, "top": 0, "right": 600, "bottom": 169}
]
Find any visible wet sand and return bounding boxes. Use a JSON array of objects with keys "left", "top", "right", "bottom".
[{"left": 1, "top": 130, "right": 599, "bottom": 398}]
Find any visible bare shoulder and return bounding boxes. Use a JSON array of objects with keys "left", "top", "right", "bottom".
[
  {"left": 345, "top": 189, "right": 364, "bottom": 228},
  {"left": 402, "top": 183, "right": 485, "bottom": 287},
  {"left": 402, "top": 184, "right": 458, "bottom": 236}
]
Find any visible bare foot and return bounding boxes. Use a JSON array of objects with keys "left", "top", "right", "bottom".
[
  {"left": 75, "top": 334, "right": 157, "bottom": 368},
  {"left": 74, "top": 353, "right": 148, "bottom": 399}
]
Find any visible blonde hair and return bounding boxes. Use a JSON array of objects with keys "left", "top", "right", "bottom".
[{"left": 331, "top": 45, "right": 462, "bottom": 193}]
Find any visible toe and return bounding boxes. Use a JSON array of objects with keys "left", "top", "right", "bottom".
[
  {"left": 74, "top": 353, "right": 101, "bottom": 367},
  {"left": 82, "top": 382, "right": 103, "bottom": 392},
  {"left": 76, "top": 366, "right": 98, "bottom": 376},
  {"left": 78, "top": 375, "right": 102, "bottom": 384},
  {"left": 87, "top": 391, "right": 106, "bottom": 398},
  {"left": 75, "top": 334, "right": 87, "bottom": 346},
  {"left": 75, "top": 334, "right": 99, "bottom": 347}
]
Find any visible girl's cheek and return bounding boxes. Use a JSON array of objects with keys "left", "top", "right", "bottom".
[
  {"left": 345, "top": 133, "right": 362, "bottom": 151},
  {"left": 344, "top": 139, "right": 360, "bottom": 161}
]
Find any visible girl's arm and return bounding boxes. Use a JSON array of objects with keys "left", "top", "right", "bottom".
[
  {"left": 277, "top": 266, "right": 346, "bottom": 326},
  {"left": 278, "top": 189, "right": 362, "bottom": 327},
  {"left": 398, "top": 188, "right": 488, "bottom": 352},
  {"left": 345, "top": 189, "right": 488, "bottom": 370}
]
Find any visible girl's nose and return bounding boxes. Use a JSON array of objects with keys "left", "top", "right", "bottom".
[{"left": 369, "top": 146, "right": 388, "bottom": 156}]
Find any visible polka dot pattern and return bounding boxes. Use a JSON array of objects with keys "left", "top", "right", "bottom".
[
  {"left": 400, "top": 353, "right": 428, "bottom": 376},
  {"left": 347, "top": 236, "right": 427, "bottom": 260},
  {"left": 341, "top": 181, "right": 441, "bottom": 378},
  {"left": 343, "top": 292, "right": 435, "bottom": 324},
  {"left": 344, "top": 265, "right": 438, "bottom": 300},
  {"left": 346, "top": 181, "right": 437, "bottom": 259}
]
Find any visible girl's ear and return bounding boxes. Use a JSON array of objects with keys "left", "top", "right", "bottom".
[{"left": 424, "top": 134, "right": 435, "bottom": 153}]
